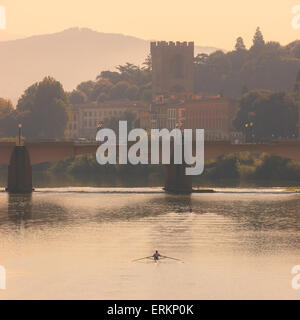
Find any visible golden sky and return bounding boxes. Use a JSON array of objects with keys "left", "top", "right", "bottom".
[{"left": 1, "top": 0, "right": 299, "bottom": 49}]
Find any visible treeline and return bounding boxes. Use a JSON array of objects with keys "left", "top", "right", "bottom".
[
  {"left": 195, "top": 27, "right": 300, "bottom": 97},
  {"left": 40, "top": 152, "right": 300, "bottom": 185},
  {"left": 2, "top": 27, "right": 300, "bottom": 141},
  {"left": 0, "top": 61, "right": 152, "bottom": 139},
  {"left": 202, "top": 152, "right": 300, "bottom": 182},
  {"left": 0, "top": 77, "right": 70, "bottom": 139},
  {"left": 72, "top": 27, "right": 300, "bottom": 103},
  {"left": 69, "top": 60, "right": 152, "bottom": 105},
  {"left": 233, "top": 89, "right": 298, "bottom": 141}
]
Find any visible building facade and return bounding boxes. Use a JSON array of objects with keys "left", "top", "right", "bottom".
[
  {"left": 66, "top": 100, "right": 148, "bottom": 140},
  {"left": 149, "top": 96, "right": 235, "bottom": 140},
  {"left": 183, "top": 97, "right": 234, "bottom": 140}
]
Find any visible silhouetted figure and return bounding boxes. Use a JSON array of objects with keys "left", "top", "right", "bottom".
[{"left": 153, "top": 250, "right": 161, "bottom": 261}]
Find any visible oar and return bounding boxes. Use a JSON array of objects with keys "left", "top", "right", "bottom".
[
  {"left": 160, "top": 255, "right": 183, "bottom": 262},
  {"left": 132, "top": 256, "right": 153, "bottom": 262}
]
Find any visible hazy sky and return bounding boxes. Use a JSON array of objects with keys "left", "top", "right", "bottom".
[{"left": 1, "top": 0, "right": 300, "bottom": 49}]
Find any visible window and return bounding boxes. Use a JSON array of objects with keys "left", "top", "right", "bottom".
[{"left": 171, "top": 54, "right": 184, "bottom": 78}]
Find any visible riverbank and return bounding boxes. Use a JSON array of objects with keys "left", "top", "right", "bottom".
[{"left": 1, "top": 151, "right": 300, "bottom": 189}]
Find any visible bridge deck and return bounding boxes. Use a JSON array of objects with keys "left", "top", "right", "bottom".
[{"left": 0, "top": 140, "right": 300, "bottom": 165}]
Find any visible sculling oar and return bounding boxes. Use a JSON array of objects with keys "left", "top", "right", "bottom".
[
  {"left": 160, "top": 255, "right": 183, "bottom": 262},
  {"left": 132, "top": 256, "right": 153, "bottom": 262}
]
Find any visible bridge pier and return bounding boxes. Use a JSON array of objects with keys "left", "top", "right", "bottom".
[
  {"left": 165, "top": 164, "right": 192, "bottom": 194},
  {"left": 6, "top": 146, "right": 33, "bottom": 194}
]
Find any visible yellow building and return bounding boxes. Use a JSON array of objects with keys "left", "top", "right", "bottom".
[{"left": 65, "top": 100, "right": 149, "bottom": 140}]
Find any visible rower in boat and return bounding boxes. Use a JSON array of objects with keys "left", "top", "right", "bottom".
[
  {"left": 132, "top": 252, "right": 182, "bottom": 263},
  {"left": 153, "top": 250, "right": 161, "bottom": 261}
]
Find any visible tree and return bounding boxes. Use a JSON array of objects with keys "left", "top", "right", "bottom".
[
  {"left": 76, "top": 81, "right": 95, "bottom": 101},
  {"left": 0, "top": 97, "right": 13, "bottom": 115},
  {"left": 93, "top": 62, "right": 152, "bottom": 102},
  {"left": 97, "top": 71, "right": 122, "bottom": 84},
  {"left": 0, "top": 106, "right": 18, "bottom": 137},
  {"left": 234, "top": 90, "right": 298, "bottom": 141},
  {"left": 194, "top": 34, "right": 300, "bottom": 97},
  {"left": 294, "top": 70, "right": 300, "bottom": 94},
  {"left": 125, "top": 85, "right": 139, "bottom": 100},
  {"left": 91, "top": 79, "right": 113, "bottom": 101},
  {"left": 97, "top": 93, "right": 109, "bottom": 103},
  {"left": 69, "top": 90, "right": 87, "bottom": 104},
  {"left": 205, "top": 154, "right": 240, "bottom": 180},
  {"left": 16, "top": 77, "right": 70, "bottom": 139},
  {"left": 254, "top": 155, "right": 300, "bottom": 181},
  {"left": 252, "top": 27, "right": 265, "bottom": 48},
  {"left": 142, "top": 54, "right": 152, "bottom": 71},
  {"left": 110, "top": 81, "right": 130, "bottom": 99},
  {"left": 194, "top": 53, "right": 209, "bottom": 65},
  {"left": 235, "top": 37, "right": 246, "bottom": 51}
]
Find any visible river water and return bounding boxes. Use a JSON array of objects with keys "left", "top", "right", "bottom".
[{"left": 0, "top": 187, "right": 300, "bottom": 300}]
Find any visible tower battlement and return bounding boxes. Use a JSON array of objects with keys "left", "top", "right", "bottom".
[
  {"left": 151, "top": 40, "right": 195, "bottom": 98},
  {"left": 151, "top": 41, "right": 194, "bottom": 49}
]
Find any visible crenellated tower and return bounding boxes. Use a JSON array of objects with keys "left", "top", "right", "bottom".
[{"left": 151, "top": 41, "right": 194, "bottom": 99}]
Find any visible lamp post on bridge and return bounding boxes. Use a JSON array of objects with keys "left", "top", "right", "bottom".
[
  {"left": 18, "top": 123, "right": 22, "bottom": 146},
  {"left": 96, "top": 123, "right": 102, "bottom": 137},
  {"left": 249, "top": 121, "right": 254, "bottom": 143},
  {"left": 97, "top": 123, "right": 102, "bottom": 130},
  {"left": 244, "top": 121, "right": 254, "bottom": 143},
  {"left": 176, "top": 121, "right": 183, "bottom": 132},
  {"left": 244, "top": 123, "right": 249, "bottom": 143}
]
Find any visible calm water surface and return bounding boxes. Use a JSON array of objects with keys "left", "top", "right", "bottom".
[{"left": 1, "top": 187, "right": 300, "bottom": 299}]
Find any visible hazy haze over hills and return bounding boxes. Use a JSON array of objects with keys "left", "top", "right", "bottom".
[{"left": 0, "top": 27, "right": 219, "bottom": 103}]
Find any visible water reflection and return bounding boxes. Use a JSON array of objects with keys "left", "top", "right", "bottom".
[
  {"left": 191, "top": 195, "right": 300, "bottom": 232},
  {"left": 1, "top": 189, "right": 300, "bottom": 299},
  {"left": 7, "top": 194, "right": 33, "bottom": 228},
  {"left": 0, "top": 193, "right": 69, "bottom": 231}
]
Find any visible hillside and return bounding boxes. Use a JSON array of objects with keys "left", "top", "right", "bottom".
[{"left": 0, "top": 28, "right": 218, "bottom": 103}]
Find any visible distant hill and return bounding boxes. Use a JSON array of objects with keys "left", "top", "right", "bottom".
[{"left": 0, "top": 28, "right": 219, "bottom": 103}]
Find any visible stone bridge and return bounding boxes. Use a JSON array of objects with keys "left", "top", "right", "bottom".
[{"left": 1, "top": 140, "right": 300, "bottom": 194}]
